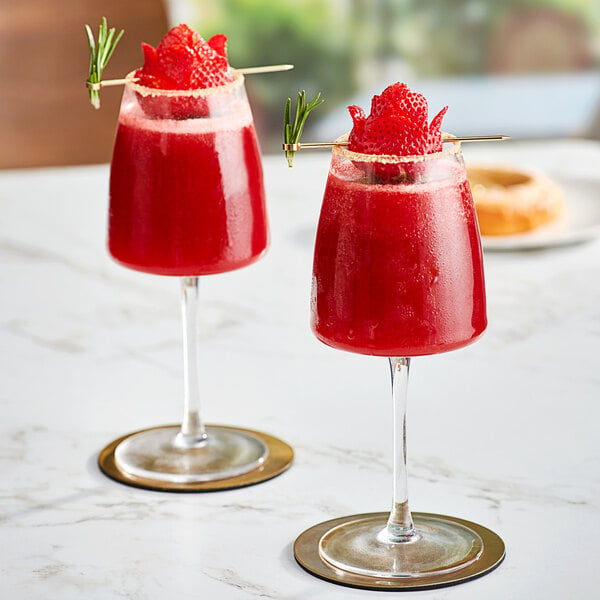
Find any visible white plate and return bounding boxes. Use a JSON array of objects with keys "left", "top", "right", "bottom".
[{"left": 481, "top": 177, "right": 600, "bottom": 251}]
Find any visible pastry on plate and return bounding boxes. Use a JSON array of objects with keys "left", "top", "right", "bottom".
[{"left": 467, "top": 165, "right": 565, "bottom": 236}]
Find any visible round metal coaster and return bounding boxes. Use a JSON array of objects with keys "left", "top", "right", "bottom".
[
  {"left": 98, "top": 424, "right": 293, "bottom": 492},
  {"left": 294, "top": 512, "right": 505, "bottom": 591}
]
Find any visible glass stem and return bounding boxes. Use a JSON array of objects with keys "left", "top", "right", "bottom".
[
  {"left": 386, "top": 357, "right": 419, "bottom": 543},
  {"left": 176, "top": 276, "right": 208, "bottom": 448}
]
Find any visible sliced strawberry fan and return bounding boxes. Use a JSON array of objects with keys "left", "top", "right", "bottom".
[
  {"left": 347, "top": 83, "right": 448, "bottom": 183},
  {"left": 134, "top": 24, "right": 234, "bottom": 119}
]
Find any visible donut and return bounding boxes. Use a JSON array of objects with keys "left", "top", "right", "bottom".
[{"left": 467, "top": 165, "right": 565, "bottom": 236}]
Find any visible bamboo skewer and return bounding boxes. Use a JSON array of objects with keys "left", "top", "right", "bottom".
[
  {"left": 444, "top": 135, "right": 510, "bottom": 143},
  {"left": 237, "top": 64, "right": 294, "bottom": 75},
  {"left": 86, "top": 64, "right": 294, "bottom": 91},
  {"left": 86, "top": 78, "right": 132, "bottom": 91},
  {"left": 282, "top": 136, "right": 509, "bottom": 152}
]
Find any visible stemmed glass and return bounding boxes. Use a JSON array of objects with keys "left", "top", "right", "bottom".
[
  {"left": 302, "top": 138, "right": 502, "bottom": 580},
  {"left": 104, "top": 73, "right": 274, "bottom": 485}
]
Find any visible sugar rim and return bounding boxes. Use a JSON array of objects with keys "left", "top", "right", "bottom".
[
  {"left": 332, "top": 133, "right": 462, "bottom": 163},
  {"left": 126, "top": 69, "right": 245, "bottom": 98}
]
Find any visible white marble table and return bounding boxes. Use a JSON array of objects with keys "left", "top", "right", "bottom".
[{"left": 1, "top": 141, "right": 598, "bottom": 598}]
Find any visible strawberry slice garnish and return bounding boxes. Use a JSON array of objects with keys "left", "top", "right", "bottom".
[
  {"left": 370, "top": 83, "right": 428, "bottom": 129},
  {"left": 348, "top": 105, "right": 366, "bottom": 141},
  {"left": 207, "top": 34, "right": 228, "bottom": 58},
  {"left": 141, "top": 42, "right": 157, "bottom": 69},
  {"left": 347, "top": 82, "right": 448, "bottom": 182},
  {"left": 136, "top": 24, "right": 232, "bottom": 91},
  {"left": 134, "top": 24, "right": 234, "bottom": 118},
  {"left": 156, "top": 23, "right": 200, "bottom": 53},
  {"left": 427, "top": 106, "right": 448, "bottom": 152}
]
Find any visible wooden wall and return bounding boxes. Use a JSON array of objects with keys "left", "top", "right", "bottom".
[{"left": 0, "top": 0, "right": 169, "bottom": 168}]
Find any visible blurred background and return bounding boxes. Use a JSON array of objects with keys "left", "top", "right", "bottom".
[{"left": 1, "top": 0, "right": 599, "bottom": 166}]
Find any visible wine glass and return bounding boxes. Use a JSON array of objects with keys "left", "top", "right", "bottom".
[
  {"left": 104, "top": 72, "right": 276, "bottom": 485},
  {"left": 302, "top": 137, "right": 503, "bottom": 580}
]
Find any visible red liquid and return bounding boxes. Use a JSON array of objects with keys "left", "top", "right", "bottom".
[
  {"left": 109, "top": 110, "right": 268, "bottom": 276},
  {"left": 311, "top": 160, "right": 486, "bottom": 356}
]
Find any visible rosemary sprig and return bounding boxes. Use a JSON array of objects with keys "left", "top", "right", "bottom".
[
  {"left": 283, "top": 90, "right": 325, "bottom": 167},
  {"left": 85, "top": 17, "right": 124, "bottom": 109}
]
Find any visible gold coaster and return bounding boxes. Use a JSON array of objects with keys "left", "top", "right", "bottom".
[
  {"left": 294, "top": 511, "right": 505, "bottom": 591},
  {"left": 98, "top": 424, "right": 293, "bottom": 492}
]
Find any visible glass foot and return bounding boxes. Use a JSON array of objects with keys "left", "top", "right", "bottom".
[
  {"left": 113, "top": 425, "right": 268, "bottom": 483},
  {"left": 319, "top": 513, "right": 483, "bottom": 578}
]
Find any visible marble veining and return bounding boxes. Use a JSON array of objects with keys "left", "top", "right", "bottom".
[{"left": 1, "top": 143, "right": 599, "bottom": 598}]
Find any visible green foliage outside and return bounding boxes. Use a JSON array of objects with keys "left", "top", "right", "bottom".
[
  {"left": 191, "top": 0, "right": 600, "bottom": 147},
  {"left": 196, "top": 0, "right": 358, "bottom": 148}
]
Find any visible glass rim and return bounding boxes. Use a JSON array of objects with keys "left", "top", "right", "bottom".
[
  {"left": 332, "top": 133, "right": 462, "bottom": 163},
  {"left": 125, "top": 69, "right": 245, "bottom": 98}
]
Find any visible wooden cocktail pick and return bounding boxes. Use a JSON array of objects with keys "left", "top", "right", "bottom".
[
  {"left": 86, "top": 64, "right": 295, "bottom": 93},
  {"left": 282, "top": 136, "right": 510, "bottom": 152}
]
